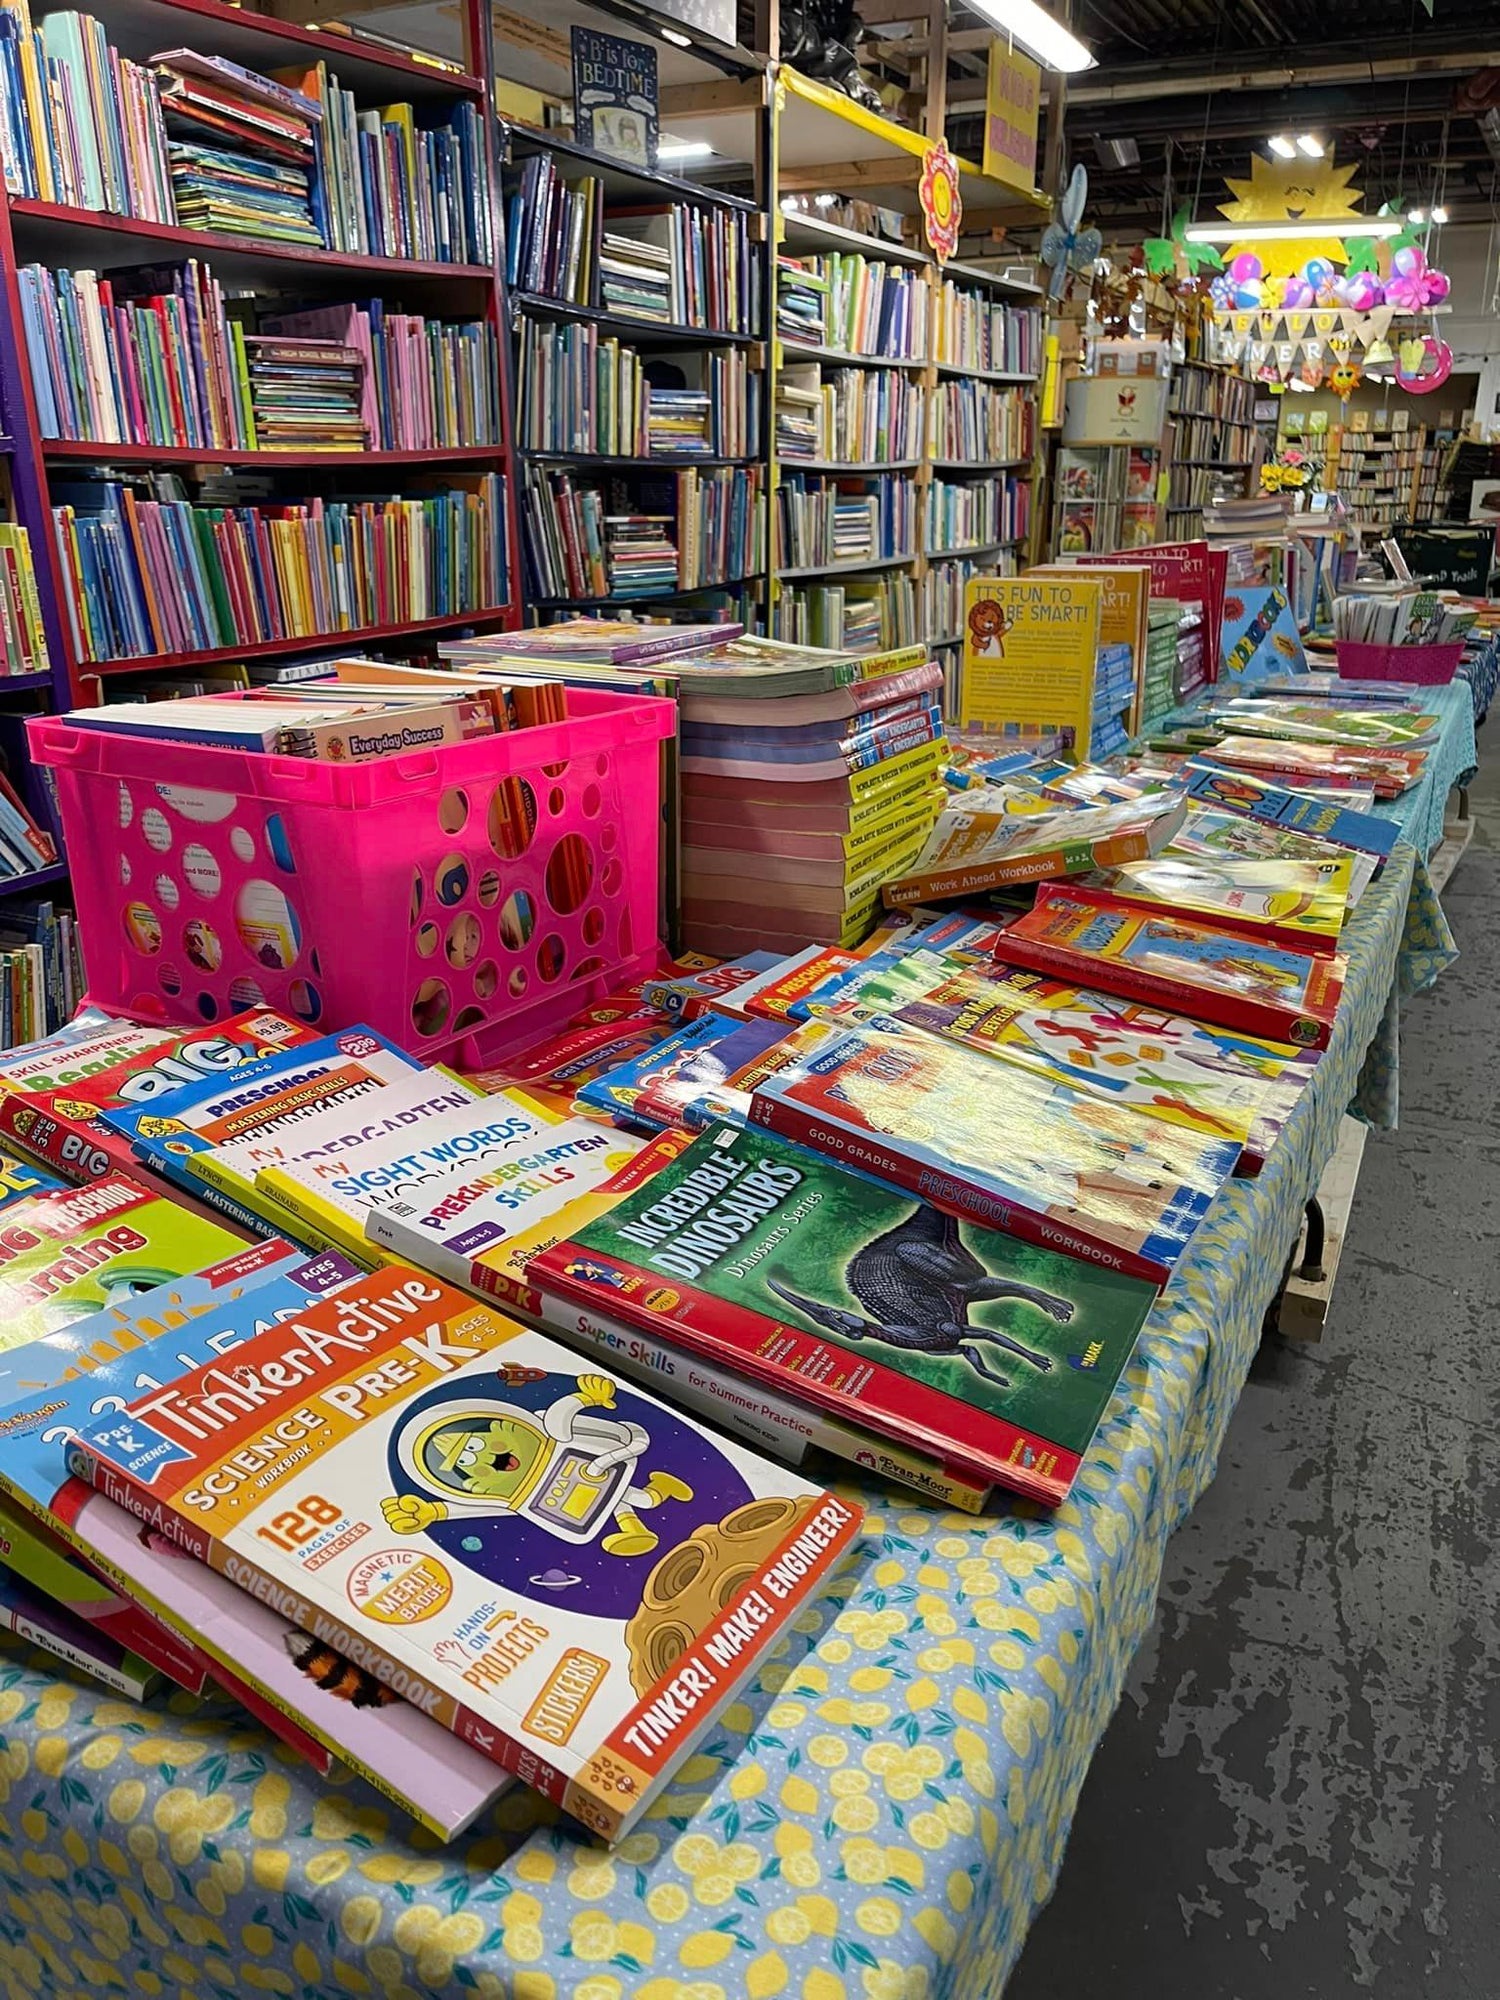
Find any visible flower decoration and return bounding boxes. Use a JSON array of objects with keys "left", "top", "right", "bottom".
[
  {"left": 1384, "top": 245, "right": 1451, "bottom": 312},
  {"left": 918, "top": 142, "right": 962, "bottom": 263}
]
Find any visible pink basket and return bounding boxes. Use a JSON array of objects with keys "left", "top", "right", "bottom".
[
  {"left": 29, "top": 688, "right": 675, "bottom": 1068},
  {"left": 1333, "top": 639, "right": 1465, "bottom": 685}
]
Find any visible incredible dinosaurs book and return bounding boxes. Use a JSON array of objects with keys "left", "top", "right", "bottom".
[
  {"left": 1080, "top": 854, "right": 1353, "bottom": 955},
  {"left": 66, "top": 1264, "right": 859, "bottom": 1841},
  {"left": 532, "top": 1123, "right": 1159, "bottom": 1504},
  {"left": 0, "top": 1254, "right": 516, "bottom": 1837},
  {"left": 745, "top": 1016, "right": 1238, "bottom": 1282},
  {"left": 999, "top": 887, "right": 1344, "bottom": 1049}
]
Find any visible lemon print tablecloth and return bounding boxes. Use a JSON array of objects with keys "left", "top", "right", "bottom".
[{"left": 0, "top": 831, "right": 1456, "bottom": 2000}]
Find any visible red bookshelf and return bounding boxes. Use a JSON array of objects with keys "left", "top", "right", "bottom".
[{"left": 75, "top": 610, "right": 514, "bottom": 680}]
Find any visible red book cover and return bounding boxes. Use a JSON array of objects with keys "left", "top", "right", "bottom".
[{"left": 997, "top": 885, "right": 1344, "bottom": 1050}]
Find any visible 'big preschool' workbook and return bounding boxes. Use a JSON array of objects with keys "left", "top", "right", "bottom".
[{"left": 534, "top": 1122, "right": 1159, "bottom": 1504}]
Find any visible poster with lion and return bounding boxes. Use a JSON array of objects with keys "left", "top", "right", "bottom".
[{"left": 960, "top": 573, "right": 1104, "bottom": 757}]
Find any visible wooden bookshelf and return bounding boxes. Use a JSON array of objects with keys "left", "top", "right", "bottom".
[{"left": 1164, "top": 358, "right": 1260, "bottom": 536}]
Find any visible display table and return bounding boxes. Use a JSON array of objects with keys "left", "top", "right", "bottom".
[{"left": 0, "top": 830, "right": 1458, "bottom": 2000}]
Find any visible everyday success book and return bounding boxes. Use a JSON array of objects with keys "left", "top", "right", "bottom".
[
  {"left": 67, "top": 1265, "right": 859, "bottom": 1841},
  {"left": 533, "top": 1123, "right": 1159, "bottom": 1505}
]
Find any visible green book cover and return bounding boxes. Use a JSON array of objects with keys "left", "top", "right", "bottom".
[{"left": 534, "top": 1124, "right": 1158, "bottom": 1505}]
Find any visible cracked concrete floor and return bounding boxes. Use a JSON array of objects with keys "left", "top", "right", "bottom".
[{"left": 1006, "top": 740, "right": 1500, "bottom": 2000}]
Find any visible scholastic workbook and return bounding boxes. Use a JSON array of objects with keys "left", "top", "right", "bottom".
[
  {"left": 0, "top": 1176, "right": 248, "bottom": 1346},
  {"left": 1083, "top": 854, "right": 1353, "bottom": 954},
  {"left": 745, "top": 1015, "right": 1238, "bottom": 1281},
  {"left": 106, "top": 1028, "right": 423, "bottom": 1234},
  {"left": 1000, "top": 887, "right": 1345, "bottom": 1049},
  {"left": 826, "top": 947, "right": 1278, "bottom": 1157},
  {"left": 0, "top": 1007, "right": 317, "bottom": 1181},
  {"left": 363, "top": 1103, "right": 647, "bottom": 1300},
  {"left": 881, "top": 792, "right": 1187, "bottom": 906},
  {"left": 534, "top": 1122, "right": 1160, "bottom": 1504},
  {"left": 1183, "top": 763, "right": 1399, "bottom": 863},
  {"left": 0, "top": 1254, "right": 515, "bottom": 1836},
  {"left": 69, "top": 1266, "right": 860, "bottom": 1840}
]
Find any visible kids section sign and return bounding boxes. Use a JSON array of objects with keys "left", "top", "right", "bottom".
[
  {"left": 961, "top": 573, "right": 1104, "bottom": 749},
  {"left": 982, "top": 43, "right": 1041, "bottom": 193}
]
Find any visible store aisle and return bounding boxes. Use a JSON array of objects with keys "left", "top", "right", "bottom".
[{"left": 1007, "top": 750, "right": 1500, "bottom": 2000}]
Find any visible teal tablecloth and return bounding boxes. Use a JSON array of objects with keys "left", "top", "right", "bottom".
[{"left": 0, "top": 831, "right": 1457, "bottom": 2000}]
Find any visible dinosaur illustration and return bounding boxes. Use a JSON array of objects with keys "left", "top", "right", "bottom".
[{"left": 765, "top": 1204, "right": 1074, "bottom": 1389}]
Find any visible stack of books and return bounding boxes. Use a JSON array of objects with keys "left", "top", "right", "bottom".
[
  {"left": 776, "top": 256, "right": 828, "bottom": 346},
  {"left": 263, "top": 300, "right": 501, "bottom": 451},
  {"left": 239, "top": 334, "right": 367, "bottom": 450},
  {"left": 645, "top": 386, "right": 712, "bottom": 456},
  {"left": 155, "top": 49, "right": 321, "bottom": 246},
  {"left": 53, "top": 474, "right": 509, "bottom": 662},
  {"left": 607, "top": 515, "right": 678, "bottom": 596},
  {"left": 776, "top": 473, "right": 917, "bottom": 569},
  {"left": 600, "top": 225, "right": 673, "bottom": 323},
  {"left": 1142, "top": 597, "right": 1182, "bottom": 725},
  {"left": 775, "top": 366, "right": 823, "bottom": 460},
  {"left": 1090, "top": 641, "right": 1137, "bottom": 759}
]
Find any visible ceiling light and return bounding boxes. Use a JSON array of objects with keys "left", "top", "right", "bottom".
[
  {"left": 965, "top": 0, "right": 1095, "bottom": 72},
  {"left": 1408, "top": 207, "right": 1426, "bottom": 224},
  {"left": 1296, "top": 134, "right": 1325, "bottom": 157},
  {"left": 659, "top": 25, "right": 692, "bottom": 45},
  {"left": 1432, "top": 204, "right": 1449, "bottom": 224},
  {"left": 657, "top": 137, "right": 714, "bottom": 162},
  {"left": 1184, "top": 216, "right": 1403, "bottom": 243},
  {"left": 1268, "top": 135, "right": 1297, "bottom": 160},
  {"left": 1096, "top": 135, "right": 1140, "bottom": 168}
]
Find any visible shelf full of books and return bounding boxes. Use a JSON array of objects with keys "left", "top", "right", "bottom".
[
  {"left": 1329, "top": 424, "right": 1425, "bottom": 530},
  {"left": 0, "top": 0, "right": 518, "bottom": 722}
]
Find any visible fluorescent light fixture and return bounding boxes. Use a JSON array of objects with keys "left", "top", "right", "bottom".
[
  {"left": 1268, "top": 135, "right": 1297, "bottom": 159},
  {"left": 657, "top": 137, "right": 714, "bottom": 162},
  {"left": 1184, "top": 216, "right": 1403, "bottom": 243},
  {"left": 967, "top": 0, "right": 1095, "bottom": 72},
  {"left": 1432, "top": 204, "right": 1449, "bottom": 224},
  {"left": 1408, "top": 207, "right": 1426, "bottom": 224},
  {"left": 660, "top": 25, "right": 692, "bottom": 45},
  {"left": 1296, "top": 134, "right": 1325, "bottom": 157}
]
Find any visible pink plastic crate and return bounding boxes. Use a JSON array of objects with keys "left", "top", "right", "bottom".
[
  {"left": 29, "top": 688, "right": 675, "bottom": 1067},
  {"left": 1334, "top": 639, "right": 1464, "bottom": 686}
]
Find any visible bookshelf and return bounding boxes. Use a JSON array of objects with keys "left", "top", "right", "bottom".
[
  {"left": 498, "top": 112, "right": 768, "bottom": 625},
  {"left": 1163, "top": 357, "right": 1259, "bottom": 539},
  {"left": 0, "top": 0, "right": 522, "bottom": 725},
  {"left": 1326, "top": 421, "right": 1427, "bottom": 530}
]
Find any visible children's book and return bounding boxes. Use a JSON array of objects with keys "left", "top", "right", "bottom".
[
  {"left": 0, "top": 1176, "right": 249, "bottom": 1347},
  {"left": 1082, "top": 853, "right": 1352, "bottom": 954},
  {"left": 105, "top": 1029, "right": 424, "bottom": 1235},
  {"left": 1168, "top": 808, "right": 1377, "bottom": 909},
  {"left": 534, "top": 1280, "right": 990, "bottom": 1514},
  {"left": 881, "top": 794, "right": 1187, "bottom": 906},
  {"left": 1203, "top": 735, "right": 1424, "bottom": 800},
  {"left": 576, "top": 1016, "right": 787, "bottom": 1134},
  {"left": 473, "top": 1017, "right": 680, "bottom": 1120},
  {"left": 1218, "top": 585, "right": 1307, "bottom": 684},
  {"left": 68, "top": 1264, "right": 860, "bottom": 1840},
  {"left": 363, "top": 1100, "right": 647, "bottom": 1300},
  {"left": 1182, "top": 762, "right": 1398, "bottom": 863},
  {"left": 0, "top": 1148, "right": 67, "bottom": 1209},
  {"left": 0, "top": 1560, "right": 161, "bottom": 1701},
  {"left": 1207, "top": 699, "right": 1441, "bottom": 748},
  {"left": 638, "top": 953, "right": 783, "bottom": 1023},
  {"left": 0, "top": 1008, "right": 317, "bottom": 1182},
  {"left": 745, "top": 1015, "right": 1238, "bottom": 1282},
  {"left": 731, "top": 947, "right": 863, "bottom": 1021},
  {"left": 0, "top": 1255, "right": 515, "bottom": 1836},
  {"left": 999, "top": 886, "right": 1345, "bottom": 1049},
  {"left": 824, "top": 947, "right": 1280, "bottom": 1158},
  {"left": 534, "top": 1121, "right": 1160, "bottom": 1504}
]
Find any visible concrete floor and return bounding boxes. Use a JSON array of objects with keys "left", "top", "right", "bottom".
[{"left": 1007, "top": 743, "right": 1500, "bottom": 2000}]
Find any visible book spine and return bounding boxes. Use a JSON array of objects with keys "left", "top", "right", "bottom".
[
  {"left": 0, "top": 1596, "right": 156, "bottom": 1700},
  {"left": 65, "top": 1443, "right": 591, "bottom": 1821},
  {"left": 746, "top": 1090, "right": 1170, "bottom": 1284}
]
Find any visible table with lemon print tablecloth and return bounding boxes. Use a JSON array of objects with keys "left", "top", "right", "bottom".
[{"left": 0, "top": 836, "right": 1454, "bottom": 2000}]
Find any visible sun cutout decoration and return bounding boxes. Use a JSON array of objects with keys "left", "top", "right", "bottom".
[{"left": 1218, "top": 154, "right": 1365, "bottom": 276}]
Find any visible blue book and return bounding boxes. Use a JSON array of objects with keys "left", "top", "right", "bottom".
[{"left": 1185, "top": 762, "right": 1399, "bottom": 863}]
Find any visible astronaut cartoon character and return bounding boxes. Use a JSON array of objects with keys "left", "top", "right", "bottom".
[{"left": 380, "top": 1372, "right": 694, "bottom": 1559}]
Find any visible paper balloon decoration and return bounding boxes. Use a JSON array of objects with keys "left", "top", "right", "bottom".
[
  {"left": 1385, "top": 246, "right": 1451, "bottom": 312},
  {"left": 1395, "top": 335, "right": 1453, "bottom": 394},
  {"left": 1338, "top": 269, "right": 1385, "bottom": 310}
]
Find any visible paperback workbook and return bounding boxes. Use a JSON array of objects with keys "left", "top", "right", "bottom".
[
  {"left": 68, "top": 1265, "right": 860, "bottom": 1840},
  {"left": 0, "top": 1256, "right": 514, "bottom": 1837},
  {"left": 1183, "top": 763, "right": 1399, "bottom": 863},
  {"left": 576, "top": 1016, "right": 787, "bottom": 1134},
  {"left": 746, "top": 1015, "right": 1237, "bottom": 1282},
  {"left": 882, "top": 793, "right": 1187, "bottom": 906},
  {"left": 1000, "top": 887, "right": 1345, "bottom": 1049},
  {"left": 534, "top": 1122, "right": 1159, "bottom": 1504},
  {"left": 0, "top": 1561, "right": 161, "bottom": 1701},
  {"left": 1083, "top": 854, "right": 1353, "bottom": 954}
]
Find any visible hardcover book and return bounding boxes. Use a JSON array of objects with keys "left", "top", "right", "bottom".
[
  {"left": 999, "top": 886, "right": 1345, "bottom": 1049},
  {"left": 745, "top": 1015, "right": 1238, "bottom": 1281},
  {"left": 68, "top": 1265, "right": 860, "bottom": 1840},
  {"left": 571, "top": 29, "right": 658, "bottom": 169},
  {"left": 534, "top": 1122, "right": 1160, "bottom": 1503},
  {"left": 882, "top": 794, "right": 1187, "bottom": 906},
  {"left": 1082, "top": 854, "right": 1353, "bottom": 954}
]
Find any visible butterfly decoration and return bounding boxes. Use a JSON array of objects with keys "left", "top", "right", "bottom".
[{"left": 1041, "top": 164, "right": 1103, "bottom": 300}]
